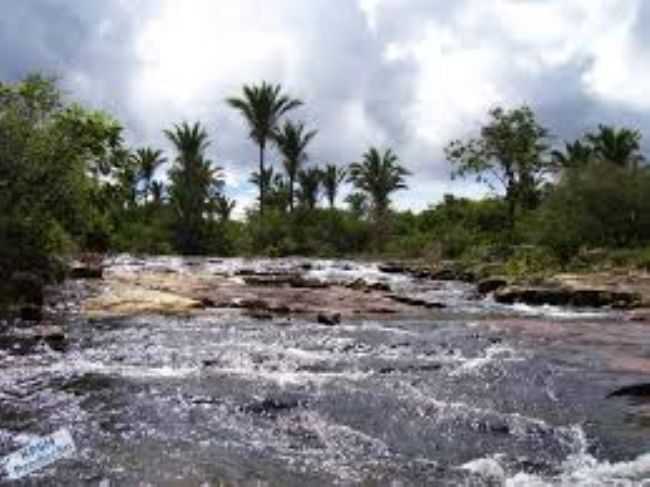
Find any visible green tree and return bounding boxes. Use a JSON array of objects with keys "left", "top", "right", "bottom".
[
  {"left": 164, "top": 122, "right": 224, "bottom": 254},
  {"left": 274, "top": 120, "right": 317, "bottom": 212},
  {"left": 297, "top": 166, "right": 322, "bottom": 210},
  {"left": 586, "top": 125, "right": 644, "bottom": 169},
  {"left": 348, "top": 147, "right": 409, "bottom": 219},
  {"left": 227, "top": 82, "right": 302, "bottom": 215},
  {"left": 214, "top": 194, "right": 236, "bottom": 222},
  {"left": 345, "top": 192, "right": 369, "bottom": 219},
  {"left": 322, "top": 163, "right": 347, "bottom": 209},
  {"left": 551, "top": 140, "right": 593, "bottom": 169},
  {"left": 445, "top": 106, "right": 552, "bottom": 228},
  {"left": 132, "top": 147, "right": 166, "bottom": 202}
]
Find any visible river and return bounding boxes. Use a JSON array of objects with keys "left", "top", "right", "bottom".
[{"left": 0, "top": 257, "right": 648, "bottom": 486}]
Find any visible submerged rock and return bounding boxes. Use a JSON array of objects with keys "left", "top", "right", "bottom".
[
  {"left": 242, "top": 396, "right": 305, "bottom": 417},
  {"left": 477, "top": 277, "right": 509, "bottom": 295},
  {"left": 607, "top": 383, "right": 650, "bottom": 398},
  {"left": 289, "top": 276, "right": 329, "bottom": 289},
  {"left": 317, "top": 312, "right": 341, "bottom": 326}
]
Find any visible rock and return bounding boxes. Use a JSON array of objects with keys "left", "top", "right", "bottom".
[
  {"left": 366, "top": 282, "right": 391, "bottom": 292},
  {"left": 236, "top": 298, "right": 270, "bottom": 310},
  {"left": 494, "top": 286, "right": 641, "bottom": 308},
  {"left": 20, "top": 304, "right": 43, "bottom": 322},
  {"left": 289, "top": 276, "right": 329, "bottom": 289},
  {"left": 387, "top": 294, "right": 446, "bottom": 309},
  {"left": 245, "top": 311, "right": 273, "bottom": 320},
  {"left": 243, "top": 397, "right": 303, "bottom": 416},
  {"left": 243, "top": 275, "right": 295, "bottom": 286},
  {"left": 346, "top": 278, "right": 367, "bottom": 290},
  {"left": 477, "top": 277, "right": 509, "bottom": 295},
  {"left": 69, "top": 262, "right": 103, "bottom": 279},
  {"left": 626, "top": 309, "right": 650, "bottom": 322},
  {"left": 378, "top": 262, "right": 409, "bottom": 274},
  {"left": 9, "top": 271, "right": 44, "bottom": 305},
  {"left": 199, "top": 297, "right": 216, "bottom": 308},
  {"left": 317, "top": 312, "right": 341, "bottom": 326},
  {"left": 0, "top": 324, "right": 66, "bottom": 354},
  {"left": 607, "top": 383, "right": 650, "bottom": 398}
]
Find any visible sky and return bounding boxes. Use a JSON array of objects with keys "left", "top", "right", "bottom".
[{"left": 3, "top": 0, "right": 650, "bottom": 215}]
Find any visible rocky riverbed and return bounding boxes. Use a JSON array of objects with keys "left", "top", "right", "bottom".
[{"left": 0, "top": 256, "right": 649, "bottom": 486}]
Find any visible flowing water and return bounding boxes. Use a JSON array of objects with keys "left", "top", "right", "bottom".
[{"left": 0, "top": 257, "right": 648, "bottom": 486}]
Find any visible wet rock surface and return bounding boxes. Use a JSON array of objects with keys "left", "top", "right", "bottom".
[{"left": 0, "top": 256, "right": 648, "bottom": 486}]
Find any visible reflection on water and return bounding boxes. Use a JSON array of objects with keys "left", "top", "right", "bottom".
[{"left": 0, "top": 257, "right": 648, "bottom": 486}]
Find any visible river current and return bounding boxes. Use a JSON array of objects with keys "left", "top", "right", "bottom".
[{"left": 0, "top": 257, "right": 648, "bottom": 486}]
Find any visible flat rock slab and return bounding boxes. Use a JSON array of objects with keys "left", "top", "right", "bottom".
[{"left": 80, "top": 269, "right": 434, "bottom": 319}]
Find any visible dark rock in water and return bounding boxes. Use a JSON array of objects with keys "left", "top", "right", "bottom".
[
  {"left": 494, "top": 286, "right": 641, "bottom": 308},
  {"left": 20, "top": 304, "right": 43, "bottom": 322},
  {"left": 245, "top": 311, "right": 274, "bottom": 320},
  {"left": 199, "top": 297, "right": 216, "bottom": 308},
  {"left": 62, "top": 373, "right": 114, "bottom": 395},
  {"left": 607, "top": 383, "right": 650, "bottom": 398},
  {"left": 236, "top": 298, "right": 270, "bottom": 310},
  {"left": 477, "top": 277, "right": 509, "bottom": 295},
  {"left": 317, "top": 312, "right": 341, "bottom": 326},
  {"left": 387, "top": 294, "right": 446, "bottom": 309},
  {"left": 0, "top": 324, "right": 65, "bottom": 354},
  {"left": 243, "top": 397, "right": 304, "bottom": 416},
  {"left": 69, "top": 263, "right": 103, "bottom": 279},
  {"left": 347, "top": 278, "right": 367, "bottom": 290},
  {"left": 289, "top": 276, "right": 329, "bottom": 289},
  {"left": 243, "top": 275, "right": 296, "bottom": 286},
  {"left": 366, "top": 282, "right": 391, "bottom": 292},
  {"left": 378, "top": 262, "right": 408, "bottom": 274},
  {"left": 9, "top": 271, "right": 44, "bottom": 306}
]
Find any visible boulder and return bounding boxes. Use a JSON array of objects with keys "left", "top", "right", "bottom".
[
  {"left": 477, "top": 277, "right": 509, "bottom": 295},
  {"left": 317, "top": 312, "right": 341, "bottom": 326}
]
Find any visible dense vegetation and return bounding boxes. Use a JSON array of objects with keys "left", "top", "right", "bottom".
[{"left": 2, "top": 74, "right": 650, "bottom": 287}]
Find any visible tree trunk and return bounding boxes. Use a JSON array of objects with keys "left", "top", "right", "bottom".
[
  {"left": 289, "top": 174, "right": 294, "bottom": 213},
  {"left": 259, "top": 143, "right": 265, "bottom": 216}
]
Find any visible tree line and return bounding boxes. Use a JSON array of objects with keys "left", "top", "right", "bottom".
[{"left": 2, "top": 73, "right": 650, "bottom": 287}]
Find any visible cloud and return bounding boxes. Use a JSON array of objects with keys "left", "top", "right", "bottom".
[{"left": 3, "top": 0, "right": 650, "bottom": 212}]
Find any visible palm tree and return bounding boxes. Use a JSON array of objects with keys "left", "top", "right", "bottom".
[
  {"left": 150, "top": 180, "right": 165, "bottom": 206},
  {"left": 348, "top": 147, "right": 410, "bottom": 219},
  {"left": 345, "top": 192, "right": 369, "bottom": 219},
  {"left": 214, "top": 194, "right": 236, "bottom": 222},
  {"left": 131, "top": 147, "right": 166, "bottom": 202},
  {"left": 227, "top": 82, "right": 302, "bottom": 215},
  {"left": 587, "top": 125, "right": 644, "bottom": 169},
  {"left": 164, "top": 121, "right": 224, "bottom": 253},
  {"left": 297, "top": 166, "right": 322, "bottom": 210},
  {"left": 274, "top": 120, "right": 317, "bottom": 212},
  {"left": 322, "top": 163, "right": 347, "bottom": 209},
  {"left": 551, "top": 140, "right": 593, "bottom": 169},
  {"left": 249, "top": 166, "right": 275, "bottom": 206}
]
